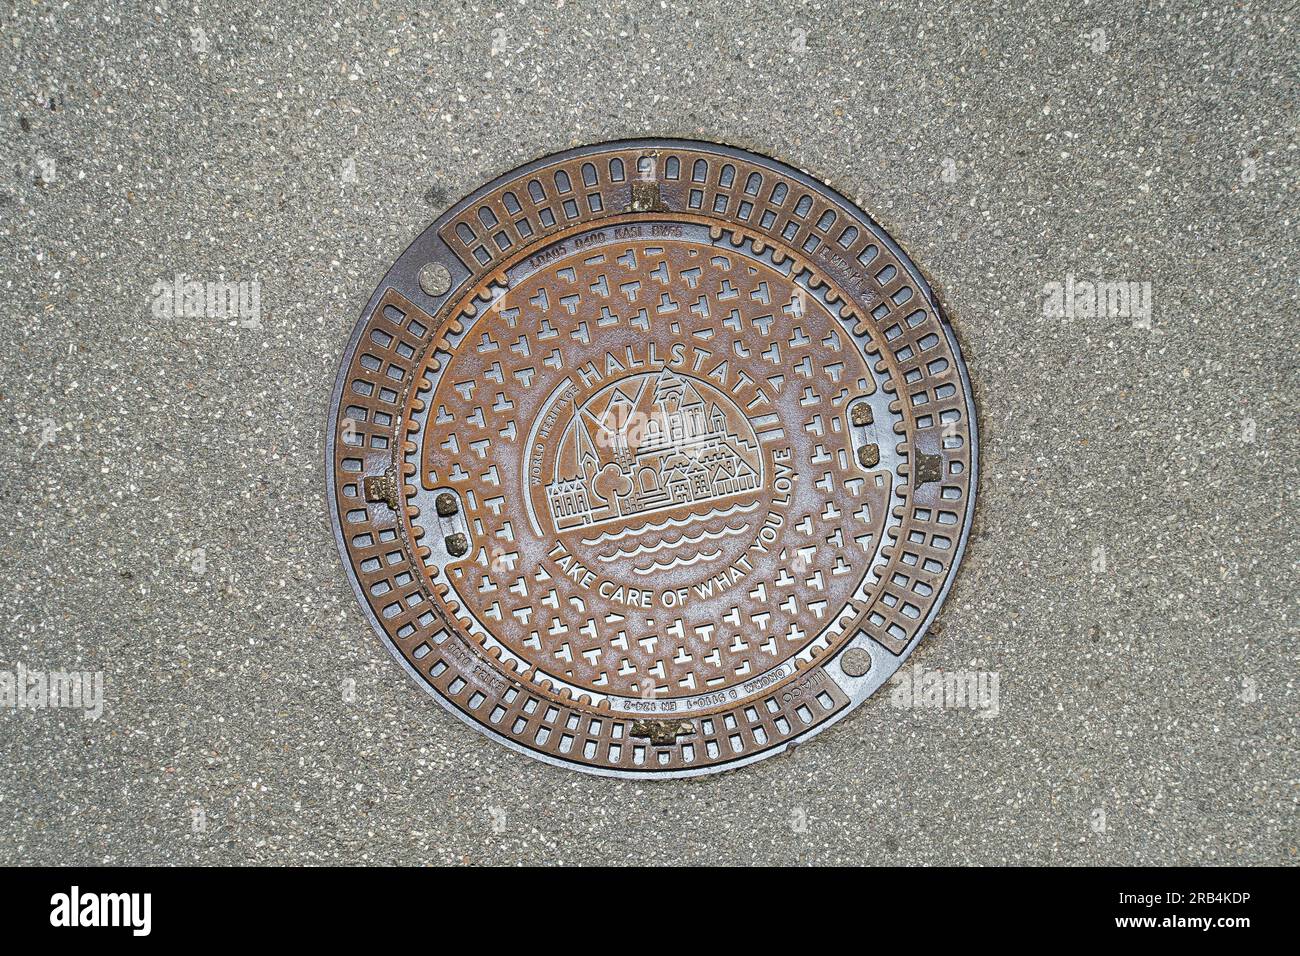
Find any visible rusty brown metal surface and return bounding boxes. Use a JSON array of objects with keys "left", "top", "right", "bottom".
[{"left": 327, "top": 140, "right": 977, "bottom": 777}]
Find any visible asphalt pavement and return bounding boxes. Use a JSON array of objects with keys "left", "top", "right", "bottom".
[{"left": 1, "top": 0, "right": 1295, "bottom": 865}]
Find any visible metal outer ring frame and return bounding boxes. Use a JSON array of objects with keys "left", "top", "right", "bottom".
[{"left": 326, "top": 138, "right": 979, "bottom": 779}]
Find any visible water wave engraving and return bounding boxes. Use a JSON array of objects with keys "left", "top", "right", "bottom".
[
  {"left": 631, "top": 549, "right": 725, "bottom": 575},
  {"left": 594, "top": 522, "right": 752, "bottom": 562},
  {"left": 578, "top": 499, "right": 762, "bottom": 545}
]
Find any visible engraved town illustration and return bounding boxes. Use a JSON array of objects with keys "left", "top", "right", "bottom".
[{"left": 545, "top": 369, "right": 762, "bottom": 532}]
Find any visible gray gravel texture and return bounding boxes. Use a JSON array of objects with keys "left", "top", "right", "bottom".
[{"left": 1, "top": 0, "right": 1296, "bottom": 866}]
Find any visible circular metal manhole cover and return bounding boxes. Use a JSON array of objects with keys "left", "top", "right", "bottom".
[{"left": 327, "top": 139, "right": 977, "bottom": 778}]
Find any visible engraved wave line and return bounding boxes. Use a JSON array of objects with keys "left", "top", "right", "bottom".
[
  {"left": 595, "top": 523, "right": 752, "bottom": 562},
  {"left": 631, "top": 549, "right": 725, "bottom": 575},
  {"left": 578, "top": 500, "right": 762, "bottom": 545}
]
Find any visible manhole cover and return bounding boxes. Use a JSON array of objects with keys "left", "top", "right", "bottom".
[{"left": 328, "top": 139, "right": 977, "bottom": 778}]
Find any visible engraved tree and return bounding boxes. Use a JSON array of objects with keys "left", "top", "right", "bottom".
[{"left": 591, "top": 463, "right": 633, "bottom": 516}]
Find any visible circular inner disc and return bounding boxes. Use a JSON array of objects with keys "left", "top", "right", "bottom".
[{"left": 327, "top": 139, "right": 978, "bottom": 778}]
